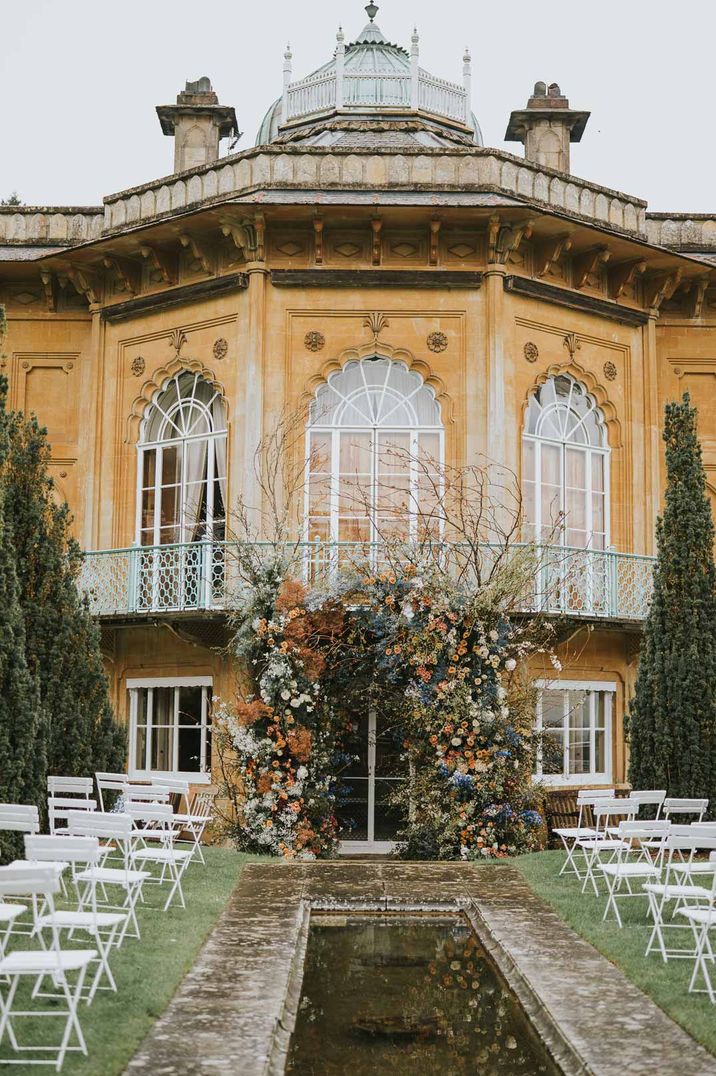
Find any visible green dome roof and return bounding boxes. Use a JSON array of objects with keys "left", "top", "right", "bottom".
[{"left": 255, "top": 5, "right": 482, "bottom": 147}]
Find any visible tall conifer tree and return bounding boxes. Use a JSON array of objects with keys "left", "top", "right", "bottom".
[
  {"left": 628, "top": 394, "right": 716, "bottom": 802},
  {"left": 0, "top": 386, "right": 44, "bottom": 856},
  {"left": 0, "top": 376, "right": 126, "bottom": 780}
]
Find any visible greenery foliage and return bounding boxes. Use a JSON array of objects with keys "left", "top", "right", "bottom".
[
  {"left": 217, "top": 551, "right": 551, "bottom": 860},
  {"left": 627, "top": 394, "right": 716, "bottom": 803},
  {"left": 0, "top": 353, "right": 125, "bottom": 837}
]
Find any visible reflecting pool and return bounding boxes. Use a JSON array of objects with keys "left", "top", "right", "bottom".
[{"left": 286, "top": 915, "right": 561, "bottom": 1075}]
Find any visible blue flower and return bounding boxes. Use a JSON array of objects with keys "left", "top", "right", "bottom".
[{"left": 521, "top": 809, "right": 543, "bottom": 827}]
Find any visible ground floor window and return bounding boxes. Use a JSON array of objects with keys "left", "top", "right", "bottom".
[
  {"left": 127, "top": 676, "right": 212, "bottom": 780},
  {"left": 533, "top": 680, "right": 614, "bottom": 785}
]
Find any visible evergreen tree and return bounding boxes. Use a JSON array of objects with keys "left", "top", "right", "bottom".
[
  {"left": 0, "top": 377, "right": 126, "bottom": 780},
  {"left": 628, "top": 394, "right": 716, "bottom": 804},
  {"left": 0, "top": 398, "right": 44, "bottom": 857}
]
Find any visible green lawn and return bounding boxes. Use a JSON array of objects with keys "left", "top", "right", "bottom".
[
  {"left": 0, "top": 847, "right": 255, "bottom": 1075},
  {"left": 514, "top": 849, "right": 716, "bottom": 1057}
]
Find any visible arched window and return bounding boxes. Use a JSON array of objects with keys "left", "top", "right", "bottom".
[
  {"left": 306, "top": 358, "right": 443, "bottom": 544},
  {"left": 522, "top": 374, "right": 609, "bottom": 549},
  {"left": 137, "top": 371, "right": 227, "bottom": 547}
]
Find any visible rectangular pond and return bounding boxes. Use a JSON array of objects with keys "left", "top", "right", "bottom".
[{"left": 286, "top": 914, "right": 562, "bottom": 1075}]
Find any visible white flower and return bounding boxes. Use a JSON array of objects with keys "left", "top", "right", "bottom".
[
  {"left": 290, "top": 698, "right": 301, "bottom": 708},
  {"left": 281, "top": 689, "right": 291, "bottom": 701},
  {"left": 296, "top": 766, "right": 308, "bottom": 781},
  {"left": 489, "top": 629, "right": 499, "bottom": 642},
  {"left": 401, "top": 603, "right": 414, "bottom": 620},
  {"left": 550, "top": 655, "right": 563, "bottom": 671},
  {"left": 451, "top": 736, "right": 462, "bottom": 746},
  {"left": 504, "top": 658, "right": 517, "bottom": 672}
]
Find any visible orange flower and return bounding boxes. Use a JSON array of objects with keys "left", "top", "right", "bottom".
[{"left": 275, "top": 579, "right": 308, "bottom": 614}]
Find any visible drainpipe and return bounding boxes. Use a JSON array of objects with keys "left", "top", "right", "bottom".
[
  {"left": 410, "top": 28, "right": 419, "bottom": 109},
  {"left": 335, "top": 27, "right": 345, "bottom": 109}
]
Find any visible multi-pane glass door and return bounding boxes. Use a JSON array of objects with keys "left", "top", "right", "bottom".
[{"left": 337, "top": 711, "right": 406, "bottom": 852}]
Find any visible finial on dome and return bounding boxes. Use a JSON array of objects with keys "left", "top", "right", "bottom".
[
  {"left": 336, "top": 25, "right": 344, "bottom": 43},
  {"left": 463, "top": 46, "right": 471, "bottom": 65},
  {"left": 284, "top": 42, "right": 292, "bottom": 62},
  {"left": 365, "top": 2, "right": 379, "bottom": 21}
]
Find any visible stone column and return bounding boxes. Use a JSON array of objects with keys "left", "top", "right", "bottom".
[
  {"left": 641, "top": 313, "right": 661, "bottom": 555},
  {"left": 483, "top": 264, "right": 515, "bottom": 540},
  {"left": 241, "top": 264, "right": 269, "bottom": 534},
  {"left": 85, "top": 303, "right": 106, "bottom": 550}
]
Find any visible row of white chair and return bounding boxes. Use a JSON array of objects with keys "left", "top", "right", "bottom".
[
  {"left": 553, "top": 789, "right": 716, "bottom": 1005},
  {"left": 0, "top": 787, "right": 213, "bottom": 1069}
]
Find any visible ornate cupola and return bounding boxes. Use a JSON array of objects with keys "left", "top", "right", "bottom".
[{"left": 256, "top": 3, "right": 483, "bottom": 148}]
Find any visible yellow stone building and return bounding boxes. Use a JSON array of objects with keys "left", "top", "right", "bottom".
[{"left": 2, "top": 4, "right": 715, "bottom": 848}]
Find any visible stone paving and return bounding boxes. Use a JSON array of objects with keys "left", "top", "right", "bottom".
[{"left": 126, "top": 861, "right": 716, "bottom": 1076}]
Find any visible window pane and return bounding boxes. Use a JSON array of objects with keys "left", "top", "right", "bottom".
[
  {"left": 338, "top": 517, "right": 370, "bottom": 542},
  {"left": 541, "top": 690, "right": 564, "bottom": 729},
  {"left": 160, "top": 484, "right": 180, "bottom": 528},
  {"left": 178, "top": 686, "right": 203, "bottom": 726},
  {"left": 542, "top": 731, "right": 564, "bottom": 775},
  {"left": 136, "top": 689, "right": 149, "bottom": 726},
  {"left": 522, "top": 438, "right": 535, "bottom": 483},
  {"left": 591, "top": 454, "right": 604, "bottom": 492},
  {"left": 142, "top": 450, "right": 156, "bottom": 489},
  {"left": 568, "top": 692, "right": 590, "bottom": 775},
  {"left": 418, "top": 432, "right": 440, "bottom": 461},
  {"left": 151, "top": 726, "right": 174, "bottom": 771},
  {"left": 162, "top": 444, "right": 183, "bottom": 484},
  {"left": 141, "top": 489, "right": 156, "bottom": 532},
  {"left": 309, "top": 432, "right": 330, "bottom": 473},
  {"left": 135, "top": 728, "right": 147, "bottom": 770},
  {"left": 565, "top": 488, "right": 587, "bottom": 529},
  {"left": 523, "top": 480, "right": 535, "bottom": 526},
  {"left": 309, "top": 475, "right": 331, "bottom": 515},
  {"left": 178, "top": 728, "right": 202, "bottom": 772},
  {"left": 541, "top": 444, "right": 560, "bottom": 484},
  {"left": 339, "top": 434, "right": 371, "bottom": 474},
  {"left": 565, "top": 449, "right": 586, "bottom": 489},
  {"left": 595, "top": 729, "right": 605, "bottom": 774},
  {"left": 153, "top": 687, "right": 174, "bottom": 727},
  {"left": 377, "top": 432, "right": 410, "bottom": 473}
]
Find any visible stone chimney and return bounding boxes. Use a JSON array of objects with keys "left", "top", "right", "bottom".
[
  {"left": 504, "top": 82, "right": 589, "bottom": 174},
  {"left": 156, "top": 77, "right": 238, "bottom": 173}
]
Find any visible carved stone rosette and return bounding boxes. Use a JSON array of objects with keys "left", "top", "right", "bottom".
[
  {"left": 427, "top": 330, "right": 448, "bottom": 353},
  {"left": 603, "top": 360, "right": 617, "bottom": 381},
  {"left": 131, "top": 355, "right": 146, "bottom": 377},
  {"left": 213, "top": 337, "right": 228, "bottom": 360},
  {"left": 523, "top": 341, "right": 539, "bottom": 363},
  {"left": 304, "top": 330, "right": 325, "bottom": 352}
]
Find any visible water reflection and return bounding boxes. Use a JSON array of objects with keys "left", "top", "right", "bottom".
[{"left": 287, "top": 916, "right": 561, "bottom": 1075}]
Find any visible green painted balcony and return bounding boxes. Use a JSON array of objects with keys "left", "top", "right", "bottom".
[{"left": 79, "top": 541, "right": 655, "bottom": 624}]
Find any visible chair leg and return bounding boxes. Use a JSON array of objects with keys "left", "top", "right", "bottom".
[{"left": 0, "top": 975, "right": 20, "bottom": 1052}]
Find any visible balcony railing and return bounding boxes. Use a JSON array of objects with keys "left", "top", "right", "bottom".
[
  {"left": 79, "top": 541, "right": 655, "bottom": 622},
  {"left": 284, "top": 70, "right": 470, "bottom": 125}
]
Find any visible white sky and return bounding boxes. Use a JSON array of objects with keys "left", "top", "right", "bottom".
[{"left": 3, "top": 0, "right": 713, "bottom": 213}]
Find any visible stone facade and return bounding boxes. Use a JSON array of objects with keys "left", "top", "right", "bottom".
[{"left": 1, "top": 3, "right": 715, "bottom": 816}]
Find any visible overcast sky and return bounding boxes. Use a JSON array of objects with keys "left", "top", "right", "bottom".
[{"left": 3, "top": 0, "right": 713, "bottom": 213}]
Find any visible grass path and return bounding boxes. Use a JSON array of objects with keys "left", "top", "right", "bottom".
[
  {"left": 514, "top": 849, "right": 716, "bottom": 1057},
  {"left": 0, "top": 847, "right": 256, "bottom": 1075}
]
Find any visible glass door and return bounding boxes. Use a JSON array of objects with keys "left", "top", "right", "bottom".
[{"left": 337, "top": 711, "right": 406, "bottom": 853}]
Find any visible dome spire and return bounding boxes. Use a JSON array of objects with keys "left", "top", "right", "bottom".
[{"left": 365, "top": 3, "right": 379, "bottom": 21}]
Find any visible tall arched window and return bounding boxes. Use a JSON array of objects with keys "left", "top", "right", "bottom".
[
  {"left": 522, "top": 374, "right": 609, "bottom": 549},
  {"left": 306, "top": 358, "right": 443, "bottom": 544},
  {"left": 137, "top": 371, "right": 227, "bottom": 547}
]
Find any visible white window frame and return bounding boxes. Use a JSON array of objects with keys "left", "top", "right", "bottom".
[
  {"left": 305, "top": 359, "right": 445, "bottom": 549},
  {"left": 522, "top": 376, "right": 611, "bottom": 551},
  {"left": 533, "top": 679, "right": 614, "bottom": 786},
  {"left": 136, "top": 373, "right": 227, "bottom": 549},
  {"left": 126, "top": 676, "right": 213, "bottom": 782}
]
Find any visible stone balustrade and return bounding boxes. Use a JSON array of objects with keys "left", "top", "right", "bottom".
[
  {"left": 646, "top": 213, "right": 716, "bottom": 251},
  {"left": 0, "top": 206, "right": 104, "bottom": 245},
  {"left": 101, "top": 146, "right": 648, "bottom": 239}
]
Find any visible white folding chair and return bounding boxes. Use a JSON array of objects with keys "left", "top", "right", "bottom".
[
  {"left": 644, "top": 829, "right": 716, "bottom": 963},
  {"left": 663, "top": 797, "right": 708, "bottom": 823},
  {"left": 159, "top": 785, "right": 216, "bottom": 866},
  {"left": 126, "top": 804, "right": 192, "bottom": 911},
  {"left": 599, "top": 820, "right": 670, "bottom": 927},
  {"left": 553, "top": 788, "right": 615, "bottom": 879},
  {"left": 93, "top": 773, "right": 127, "bottom": 814},
  {"left": 0, "top": 805, "right": 40, "bottom": 837},
  {"left": 23, "top": 835, "right": 129, "bottom": 1005},
  {"left": 675, "top": 863, "right": 716, "bottom": 1001},
  {"left": 630, "top": 789, "right": 666, "bottom": 819},
  {"left": 0, "top": 864, "right": 96, "bottom": 1070},
  {"left": 47, "top": 778, "right": 95, "bottom": 837},
  {"left": 67, "top": 812, "right": 149, "bottom": 946},
  {"left": 577, "top": 797, "right": 639, "bottom": 895},
  {"left": 121, "top": 786, "right": 171, "bottom": 806}
]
